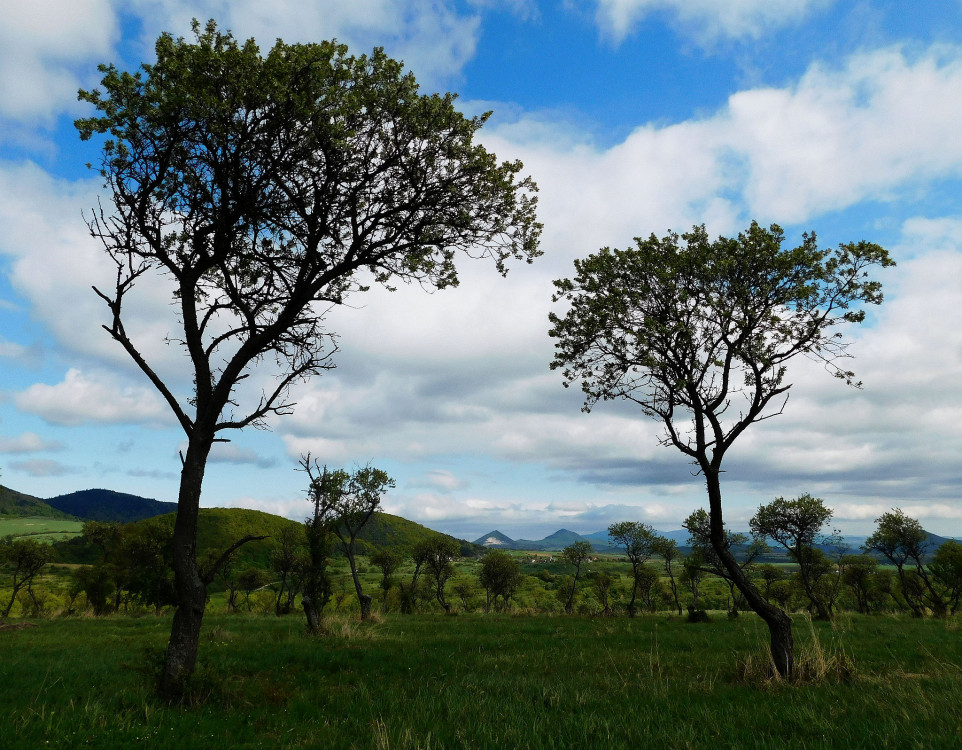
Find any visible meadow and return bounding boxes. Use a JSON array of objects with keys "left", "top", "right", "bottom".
[
  {"left": 0, "top": 517, "right": 84, "bottom": 543},
  {"left": 2, "top": 611, "right": 961, "bottom": 749}
]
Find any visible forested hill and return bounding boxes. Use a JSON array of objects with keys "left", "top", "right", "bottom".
[
  {"left": 0, "top": 484, "right": 74, "bottom": 519},
  {"left": 45, "top": 489, "right": 178, "bottom": 523}
]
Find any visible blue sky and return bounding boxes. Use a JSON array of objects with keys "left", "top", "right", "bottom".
[{"left": 2, "top": 0, "right": 962, "bottom": 540}]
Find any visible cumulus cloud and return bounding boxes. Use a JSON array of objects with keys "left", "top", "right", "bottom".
[
  {"left": 14, "top": 368, "right": 170, "bottom": 426},
  {"left": 0, "top": 0, "right": 117, "bottom": 124},
  {"left": 594, "top": 0, "right": 833, "bottom": 44},
  {"left": 0, "top": 433, "right": 65, "bottom": 454},
  {"left": 479, "top": 45, "right": 962, "bottom": 254}
]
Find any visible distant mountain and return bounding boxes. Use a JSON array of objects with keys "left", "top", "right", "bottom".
[
  {"left": 473, "top": 530, "right": 516, "bottom": 548},
  {"left": 0, "top": 484, "right": 75, "bottom": 519},
  {"left": 474, "top": 528, "right": 611, "bottom": 552},
  {"left": 45, "top": 489, "right": 178, "bottom": 523}
]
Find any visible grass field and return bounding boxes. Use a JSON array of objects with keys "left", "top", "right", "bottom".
[
  {"left": 0, "top": 517, "right": 84, "bottom": 542},
  {"left": 2, "top": 611, "right": 961, "bottom": 748}
]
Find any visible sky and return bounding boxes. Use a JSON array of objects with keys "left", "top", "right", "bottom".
[{"left": 1, "top": 0, "right": 962, "bottom": 541}]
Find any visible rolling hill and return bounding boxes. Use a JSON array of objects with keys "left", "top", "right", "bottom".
[
  {"left": 0, "top": 485, "right": 74, "bottom": 519},
  {"left": 53, "top": 504, "right": 482, "bottom": 568}
]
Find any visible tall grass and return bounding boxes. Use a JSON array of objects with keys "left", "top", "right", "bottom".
[{"left": 2, "top": 612, "right": 961, "bottom": 748}]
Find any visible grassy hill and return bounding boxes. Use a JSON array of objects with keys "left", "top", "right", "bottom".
[
  {"left": 53, "top": 507, "right": 482, "bottom": 568},
  {"left": 0, "top": 485, "right": 74, "bottom": 520}
]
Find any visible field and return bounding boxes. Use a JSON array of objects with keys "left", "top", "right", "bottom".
[
  {"left": 0, "top": 517, "right": 85, "bottom": 542},
  {"left": 2, "top": 611, "right": 961, "bottom": 748}
]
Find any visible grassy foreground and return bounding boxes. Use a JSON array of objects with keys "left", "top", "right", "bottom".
[{"left": 2, "top": 612, "right": 961, "bottom": 749}]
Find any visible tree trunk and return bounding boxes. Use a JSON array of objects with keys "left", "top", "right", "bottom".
[
  {"left": 159, "top": 439, "right": 211, "bottom": 702},
  {"left": 302, "top": 594, "right": 320, "bottom": 633},
  {"left": 359, "top": 593, "right": 373, "bottom": 620},
  {"left": 346, "top": 542, "right": 371, "bottom": 621},
  {"left": 705, "top": 470, "right": 794, "bottom": 679}
]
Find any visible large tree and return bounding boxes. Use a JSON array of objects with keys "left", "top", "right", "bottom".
[
  {"left": 550, "top": 222, "right": 892, "bottom": 677},
  {"left": 76, "top": 21, "right": 540, "bottom": 699}
]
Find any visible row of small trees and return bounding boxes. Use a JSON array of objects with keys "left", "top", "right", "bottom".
[{"left": 2, "top": 503, "right": 959, "bottom": 621}]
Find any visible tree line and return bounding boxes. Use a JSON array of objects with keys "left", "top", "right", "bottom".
[{"left": 4, "top": 501, "right": 959, "bottom": 623}]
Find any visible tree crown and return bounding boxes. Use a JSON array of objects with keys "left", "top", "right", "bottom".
[
  {"left": 549, "top": 222, "right": 892, "bottom": 465},
  {"left": 77, "top": 20, "right": 541, "bottom": 438}
]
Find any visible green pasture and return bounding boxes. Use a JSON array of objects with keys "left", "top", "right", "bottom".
[
  {"left": 0, "top": 517, "right": 84, "bottom": 542},
  {"left": 2, "top": 612, "right": 961, "bottom": 748}
]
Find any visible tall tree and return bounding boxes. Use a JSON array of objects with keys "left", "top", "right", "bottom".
[
  {"left": 560, "top": 540, "right": 592, "bottom": 614},
  {"left": 551, "top": 222, "right": 892, "bottom": 677},
  {"left": 302, "top": 460, "right": 394, "bottom": 621},
  {"left": 76, "top": 21, "right": 540, "bottom": 698}
]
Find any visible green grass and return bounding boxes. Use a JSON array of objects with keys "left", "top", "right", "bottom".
[
  {"left": 2, "top": 612, "right": 961, "bottom": 748},
  {"left": 0, "top": 517, "right": 85, "bottom": 542}
]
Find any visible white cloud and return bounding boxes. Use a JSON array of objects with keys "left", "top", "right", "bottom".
[
  {"left": 208, "top": 443, "right": 277, "bottom": 469},
  {"left": 481, "top": 45, "right": 962, "bottom": 252},
  {"left": 594, "top": 0, "right": 832, "bottom": 44},
  {"left": 127, "top": 0, "right": 481, "bottom": 88},
  {"left": 14, "top": 368, "right": 170, "bottom": 426},
  {"left": 8, "top": 458, "right": 73, "bottom": 477},
  {"left": 408, "top": 469, "right": 468, "bottom": 492},
  {"left": 0, "top": 0, "right": 117, "bottom": 123},
  {"left": 0, "top": 432, "right": 65, "bottom": 454}
]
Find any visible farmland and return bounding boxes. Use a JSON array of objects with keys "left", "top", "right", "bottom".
[{"left": 0, "top": 517, "right": 85, "bottom": 543}]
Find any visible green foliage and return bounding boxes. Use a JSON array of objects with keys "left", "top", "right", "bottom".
[
  {"left": 865, "top": 509, "right": 952, "bottom": 617},
  {"left": 751, "top": 495, "right": 841, "bottom": 619},
  {"left": 478, "top": 550, "right": 523, "bottom": 612},
  {"left": 1, "top": 537, "right": 52, "bottom": 618},
  {"left": 550, "top": 222, "right": 893, "bottom": 422}
]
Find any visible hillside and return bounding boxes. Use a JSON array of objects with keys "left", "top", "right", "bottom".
[
  {"left": 45, "top": 489, "right": 178, "bottom": 523},
  {"left": 54, "top": 507, "right": 481, "bottom": 568},
  {"left": 0, "top": 484, "right": 74, "bottom": 519}
]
